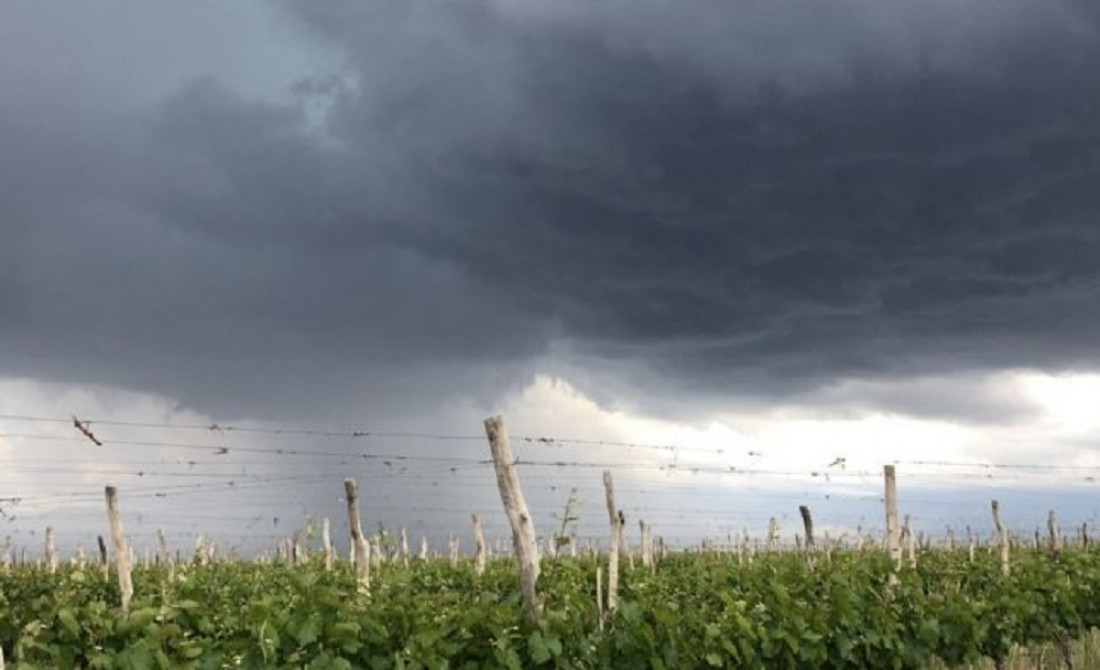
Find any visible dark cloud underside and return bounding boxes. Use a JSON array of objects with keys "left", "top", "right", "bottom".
[{"left": 3, "top": 0, "right": 1100, "bottom": 421}]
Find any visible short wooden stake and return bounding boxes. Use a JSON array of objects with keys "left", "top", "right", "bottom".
[
  {"left": 991, "top": 500, "right": 1010, "bottom": 576},
  {"left": 884, "top": 465, "right": 902, "bottom": 574},
  {"left": 322, "top": 518, "right": 334, "bottom": 571},
  {"left": 1048, "top": 510, "right": 1062, "bottom": 561},
  {"left": 104, "top": 486, "right": 133, "bottom": 615},
  {"left": 904, "top": 515, "right": 917, "bottom": 569},
  {"left": 472, "top": 515, "right": 487, "bottom": 576},
  {"left": 370, "top": 535, "right": 382, "bottom": 568},
  {"left": 799, "top": 505, "right": 815, "bottom": 568},
  {"left": 156, "top": 528, "right": 169, "bottom": 566},
  {"left": 44, "top": 527, "right": 57, "bottom": 574},
  {"left": 400, "top": 526, "right": 410, "bottom": 568},
  {"left": 596, "top": 565, "right": 604, "bottom": 632},
  {"left": 484, "top": 416, "right": 541, "bottom": 624},
  {"left": 343, "top": 478, "right": 370, "bottom": 589},
  {"left": 639, "top": 520, "right": 652, "bottom": 571},
  {"left": 96, "top": 535, "right": 108, "bottom": 576}
]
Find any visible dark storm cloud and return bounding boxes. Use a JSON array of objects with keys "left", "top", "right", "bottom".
[{"left": 3, "top": 0, "right": 1100, "bottom": 422}]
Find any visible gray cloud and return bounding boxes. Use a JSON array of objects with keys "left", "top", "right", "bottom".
[{"left": 3, "top": 0, "right": 1100, "bottom": 424}]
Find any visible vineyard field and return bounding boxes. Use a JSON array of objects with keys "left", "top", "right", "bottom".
[{"left": 3, "top": 545, "right": 1100, "bottom": 669}]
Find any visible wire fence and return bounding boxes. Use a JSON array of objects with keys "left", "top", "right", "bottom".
[{"left": 2, "top": 412, "right": 1099, "bottom": 559}]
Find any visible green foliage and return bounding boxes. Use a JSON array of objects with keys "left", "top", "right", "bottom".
[{"left": 1, "top": 546, "right": 1099, "bottom": 668}]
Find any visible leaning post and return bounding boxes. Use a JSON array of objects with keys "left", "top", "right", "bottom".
[{"left": 485, "top": 416, "right": 541, "bottom": 624}]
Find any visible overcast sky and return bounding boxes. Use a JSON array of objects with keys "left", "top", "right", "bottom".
[{"left": 3, "top": 0, "right": 1100, "bottom": 556}]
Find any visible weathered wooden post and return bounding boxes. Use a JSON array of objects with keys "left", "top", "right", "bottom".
[
  {"left": 400, "top": 526, "right": 410, "bottom": 568},
  {"left": 884, "top": 465, "right": 902, "bottom": 574},
  {"left": 484, "top": 416, "right": 541, "bottom": 624},
  {"left": 44, "top": 527, "right": 57, "bottom": 574},
  {"left": 639, "top": 520, "right": 653, "bottom": 571},
  {"left": 1048, "top": 510, "right": 1062, "bottom": 560},
  {"left": 104, "top": 486, "right": 133, "bottom": 615},
  {"left": 904, "top": 515, "right": 917, "bottom": 569},
  {"left": 344, "top": 478, "right": 370, "bottom": 589},
  {"left": 322, "top": 518, "right": 334, "bottom": 571},
  {"left": 991, "top": 500, "right": 1010, "bottom": 576},
  {"left": 370, "top": 535, "right": 382, "bottom": 569},
  {"left": 603, "top": 470, "right": 621, "bottom": 613},
  {"left": 472, "top": 515, "right": 487, "bottom": 576},
  {"left": 96, "top": 535, "right": 108, "bottom": 576},
  {"left": 156, "top": 527, "right": 169, "bottom": 566},
  {"left": 596, "top": 565, "right": 605, "bottom": 632},
  {"left": 292, "top": 532, "right": 303, "bottom": 566},
  {"left": 799, "top": 505, "right": 815, "bottom": 568}
]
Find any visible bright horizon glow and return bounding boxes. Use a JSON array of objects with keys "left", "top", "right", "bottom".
[{"left": 1018, "top": 372, "right": 1100, "bottom": 433}]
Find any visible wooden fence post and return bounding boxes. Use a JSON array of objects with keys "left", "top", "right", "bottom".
[
  {"left": 991, "top": 500, "right": 1010, "bottom": 576},
  {"left": 603, "top": 470, "right": 621, "bottom": 613},
  {"left": 45, "top": 527, "right": 57, "bottom": 574},
  {"left": 639, "top": 520, "right": 653, "bottom": 572},
  {"left": 344, "top": 478, "right": 370, "bottom": 589},
  {"left": 472, "top": 515, "right": 487, "bottom": 576},
  {"left": 904, "top": 515, "right": 917, "bottom": 569},
  {"left": 104, "top": 486, "right": 133, "bottom": 615},
  {"left": 321, "top": 518, "right": 334, "bottom": 571},
  {"left": 96, "top": 535, "right": 108, "bottom": 576},
  {"left": 596, "top": 565, "right": 604, "bottom": 632},
  {"left": 156, "top": 527, "right": 169, "bottom": 566},
  {"left": 884, "top": 465, "right": 902, "bottom": 575},
  {"left": 484, "top": 416, "right": 541, "bottom": 624},
  {"left": 370, "top": 535, "right": 382, "bottom": 569},
  {"left": 799, "top": 505, "right": 815, "bottom": 568},
  {"left": 1048, "top": 510, "right": 1062, "bottom": 560},
  {"left": 400, "top": 526, "right": 410, "bottom": 568}
]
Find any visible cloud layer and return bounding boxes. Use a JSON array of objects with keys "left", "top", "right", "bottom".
[{"left": 3, "top": 0, "right": 1100, "bottom": 424}]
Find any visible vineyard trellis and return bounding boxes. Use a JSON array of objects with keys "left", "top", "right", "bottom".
[{"left": 3, "top": 413, "right": 1100, "bottom": 667}]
